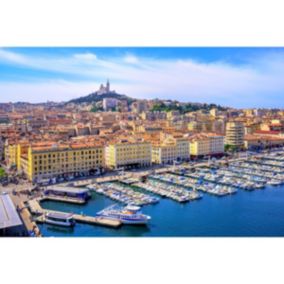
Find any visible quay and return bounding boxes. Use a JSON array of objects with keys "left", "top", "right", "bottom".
[
  {"left": 41, "top": 195, "right": 86, "bottom": 204},
  {"left": 27, "top": 199, "right": 121, "bottom": 228},
  {"left": 9, "top": 195, "right": 42, "bottom": 237}
]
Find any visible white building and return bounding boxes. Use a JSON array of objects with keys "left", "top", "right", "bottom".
[
  {"left": 103, "top": 98, "right": 118, "bottom": 111},
  {"left": 225, "top": 121, "right": 245, "bottom": 147}
]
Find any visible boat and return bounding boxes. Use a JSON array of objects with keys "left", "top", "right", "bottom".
[
  {"left": 97, "top": 204, "right": 151, "bottom": 225},
  {"left": 45, "top": 212, "right": 76, "bottom": 227},
  {"left": 267, "top": 180, "right": 281, "bottom": 186}
]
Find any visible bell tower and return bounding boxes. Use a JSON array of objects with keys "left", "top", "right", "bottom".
[{"left": 106, "top": 79, "right": 110, "bottom": 92}]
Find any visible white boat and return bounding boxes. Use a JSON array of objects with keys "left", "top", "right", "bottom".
[
  {"left": 267, "top": 180, "right": 281, "bottom": 186},
  {"left": 97, "top": 205, "right": 151, "bottom": 225},
  {"left": 45, "top": 212, "right": 76, "bottom": 227}
]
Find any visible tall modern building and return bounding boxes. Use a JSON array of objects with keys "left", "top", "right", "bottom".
[{"left": 225, "top": 121, "right": 245, "bottom": 147}]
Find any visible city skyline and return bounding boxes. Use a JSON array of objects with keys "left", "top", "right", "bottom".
[{"left": 1, "top": 47, "right": 284, "bottom": 108}]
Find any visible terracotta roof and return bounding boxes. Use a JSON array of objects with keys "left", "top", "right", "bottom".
[{"left": 254, "top": 130, "right": 281, "bottom": 135}]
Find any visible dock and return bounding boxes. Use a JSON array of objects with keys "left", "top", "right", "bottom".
[
  {"left": 10, "top": 195, "right": 42, "bottom": 237},
  {"left": 27, "top": 199, "right": 121, "bottom": 228},
  {"left": 41, "top": 195, "right": 86, "bottom": 204}
]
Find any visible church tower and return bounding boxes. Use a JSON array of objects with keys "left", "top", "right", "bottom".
[{"left": 106, "top": 79, "right": 110, "bottom": 92}]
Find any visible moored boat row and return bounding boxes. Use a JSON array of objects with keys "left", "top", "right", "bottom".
[{"left": 87, "top": 181, "right": 159, "bottom": 206}]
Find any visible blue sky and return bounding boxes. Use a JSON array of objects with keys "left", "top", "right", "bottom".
[{"left": 0, "top": 47, "right": 284, "bottom": 108}]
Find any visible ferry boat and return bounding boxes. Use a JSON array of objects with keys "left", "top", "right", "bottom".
[
  {"left": 45, "top": 212, "right": 76, "bottom": 227},
  {"left": 97, "top": 204, "right": 151, "bottom": 225}
]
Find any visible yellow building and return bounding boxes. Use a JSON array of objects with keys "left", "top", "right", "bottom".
[
  {"left": 189, "top": 133, "right": 224, "bottom": 157},
  {"left": 152, "top": 136, "right": 189, "bottom": 164},
  {"left": 4, "top": 143, "right": 18, "bottom": 168},
  {"left": 16, "top": 141, "right": 105, "bottom": 182},
  {"left": 105, "top": 138, "right": 152, "bottom": 169}
]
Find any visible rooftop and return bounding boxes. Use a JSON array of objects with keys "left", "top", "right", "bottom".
[
  {"left": 45, "top": 186, "right": 89, "bottom": 194},
  {"left": 0, "top": 193, "right": 23, "bottom": 230}
]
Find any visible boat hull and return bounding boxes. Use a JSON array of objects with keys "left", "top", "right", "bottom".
[
  {"left": 97, "top": 214, "right": 150, "bottom": 225},
  {"left": 45, "top": 219, "right": 75, "bottom": 227}
]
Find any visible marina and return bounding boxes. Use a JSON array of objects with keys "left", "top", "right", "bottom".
[
  {"left": 87, "top": 181, "right": 159, "bottom": 206},
  {"left": 24, "top": 150, "right": 284, "bottom": 236},
  {"left": 151, "top": 172, "right": 236, "bottom": 196},
  {"left": 37, "top": 182, "right": 284, "bottom": 237},
  {"left": 134, "top": 176, "right": 202, "bottom": 202}
]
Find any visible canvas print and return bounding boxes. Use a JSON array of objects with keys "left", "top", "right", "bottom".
[{"left": 1, "top": 47, "right": 284, "bottom": 237}]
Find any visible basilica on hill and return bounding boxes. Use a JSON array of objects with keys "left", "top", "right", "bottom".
[{"left": 97, "top": 80, "right": 116, "bottom": 95}]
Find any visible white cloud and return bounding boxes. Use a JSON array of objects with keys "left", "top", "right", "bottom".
[
  {"left": 0, "top": 49, "right": 28, "bottom": 64},
  {"left": 1, "top": 48, "right": 284, "bottom": 107},
  {"left": 73, "top": 52, "right": 97, "bottom": 61},
  {"left": 123, "top": 54, "right": 139, "bottom": 64}
]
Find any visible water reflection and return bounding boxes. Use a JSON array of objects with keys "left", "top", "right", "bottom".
[{"left": 45, "top": 225, "right": 75, "bottom": 235}]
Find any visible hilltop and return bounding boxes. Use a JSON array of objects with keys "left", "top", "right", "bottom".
[
  {"left": 68, "top": 81, "right": 134, "bottom": 105},
  {"left": 68, "top": 91, "right": 133, "bottom": 104}
]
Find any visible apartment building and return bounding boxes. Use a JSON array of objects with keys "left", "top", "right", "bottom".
[
  {"left": 244, "top": 134, "right": 284, "bottom": 150},
  {"left": 4, "top": 142, "right": 19, "bottom": 168},
  {"left": 225, "top": 121, "right": 245, "bottom": 147},
  {"left": 152, "top": 136, "right": 189, "bottom": 164},
  {"left": 105, "top": 138, "right": 152, "bottom": 169},
  {"left": 15, "top": 141, "right": 105, "bottom": 181},
  {"left": 189, "top": 133, "right": 225, "bottom": 158}
]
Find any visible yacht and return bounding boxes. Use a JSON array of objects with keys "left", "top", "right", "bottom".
[
  {"left": 97, "top": 204, "right": 151, "bottom": 225},
  {"left": 45, "top": 212, "right": 76, "bottom": 227}
]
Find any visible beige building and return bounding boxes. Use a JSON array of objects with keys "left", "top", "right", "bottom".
[
  {"left": 244, "top": 134, "right": 284, "bottom": 149},
  {"left": 225, "top": 121, "right": 245, "bottom": 147},
  {"left": 189, "top": 133, "right": 225, "bottom": 157},
  {"left": 105, "top": 138, "right": 152, "bottom": 169},
  {"left": 152, "top": 136, "right": 190, "bottom": 164}
]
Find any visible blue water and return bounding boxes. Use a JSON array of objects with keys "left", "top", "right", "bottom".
[{"left": 38, "top": 185, "right": 284, "bottom": 237}]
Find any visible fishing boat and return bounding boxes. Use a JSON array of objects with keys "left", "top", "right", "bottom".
[
  {"left": 45, "top": 212, "right": 76, "bottom": 227},
  {"left": 97, "top": 204, "right": 151, "bottom": 225}
]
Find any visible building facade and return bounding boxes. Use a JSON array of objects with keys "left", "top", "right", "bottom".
[
  {"left": 189, "top": 133, "right": 225, "bottom": 157},
  {"left": 225, "top": 121, "right": 245, "bottom": 147},
  {"left": 16, "top": 142, "right": 105, "bottom": 182},
  {"left": 152, "top": 137, "right": 189, "bottom": 164},
  {"left": 105, "top": 139, "right": 152, "bottom": 169}
]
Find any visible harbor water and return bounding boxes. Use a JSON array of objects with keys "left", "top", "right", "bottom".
[{"left": 38, "top": 184, "right": 284, "bottom": 237}]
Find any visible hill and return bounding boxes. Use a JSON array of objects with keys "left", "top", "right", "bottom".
[{"left": 68, "top": 91, "right": 134, "bottom": 105}]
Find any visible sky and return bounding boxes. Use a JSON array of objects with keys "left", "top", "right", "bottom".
[{"left": 0, "top": 47, "right": 284, "bottom": 108}]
